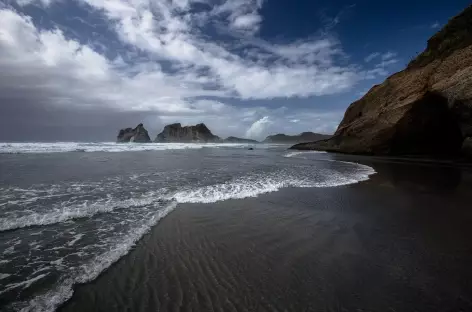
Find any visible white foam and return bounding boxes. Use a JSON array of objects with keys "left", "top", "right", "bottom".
[
  {"left": 1, "top": 158, "right": 376, "bottom": 312},
  {"left": 0, "top": 273, "right": 49, "bottom": 296},
  {"left": 0, "top": 142, "right": 256, "bottom": 154},
  {"left": 0, "top": 191, "right": 163, "bottom": 232},
  {"left": 0, "top": 273, "right": 11, "bottom": 279},
  {"left": 283, "top": 150, "right": 327, "bottom": 158},
  {"left": 174, "top": 162, "right": 375, "bottom": 204},
  {"left": 15, "top": 202, "right": 177, "bottom": 312},
  {"left": 173, "top": 177, "right": 283, "bottom": 203},
  {"left": 67, "top": 234, "right": 84, "bottom": 247}
]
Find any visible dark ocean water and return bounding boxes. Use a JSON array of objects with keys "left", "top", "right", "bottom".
[{"left": 0, "top": 143, "right": 375, "bottom": 311}]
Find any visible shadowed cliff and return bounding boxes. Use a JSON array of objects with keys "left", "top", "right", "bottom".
[{"left": 292, "top": 5, "right": 472, "bottom": 159}]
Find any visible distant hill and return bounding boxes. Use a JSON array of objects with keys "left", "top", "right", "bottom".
[
  {"left": 264, "top": 132, "right": 332, "bottom": 143},
  {"left": 223, "top": 136, "right": 259, "bottom": 143}
]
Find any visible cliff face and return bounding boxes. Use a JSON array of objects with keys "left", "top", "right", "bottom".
[
  {"left": 265, "top": 132, "right": 331, "bottom": 143},
  {"left": 292, "top": 5, "right": 472, "bottom": 157},
  {"left": 117, "top": 123, "right": 151, "bottom": 143},
  {"left": 154, "top": 123, "right": 220, "bottom": 142}
]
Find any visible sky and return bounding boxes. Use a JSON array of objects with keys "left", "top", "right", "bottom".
[{"left": 0, "top": 0, "right": 470, "bottom": 141}]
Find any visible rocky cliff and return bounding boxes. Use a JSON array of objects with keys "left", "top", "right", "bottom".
[
  {"left": 154, "top": 123, "right": 220, "bottom": 142},
  {"left": 292, "top": 5, "right": 472, "bottom": 158},
  {"left": 265, "top": 132, "right": 331, "bottom": 143},
  {"left": 117, "top": 123, "right": 151, "bottom": 143}
]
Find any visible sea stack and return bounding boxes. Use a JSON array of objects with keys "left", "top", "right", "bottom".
[
  {"left": 154, "top": 123, "right": 220, "bottom": 142},
  {"left": 291, "top": 5, "right": 472, "bottom": 158},
  {"left": 117, "top": 123, "right": 151, "bottom": 143}
]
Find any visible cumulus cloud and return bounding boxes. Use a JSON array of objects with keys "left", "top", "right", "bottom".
[
  {"left": 243, "top": 109, "right": 342, "bottom": 140},
  {"left": 231, "top": 13, "right": 262, "bottom": 33},
  {"left": 0, "top": 0, "right": 394, "bottom": 140},
  {"left": 245, "top": 116, "right": 272, "bottom": 139},
  {"left": 0, "top": 7, "right": 225, "bottom": 113}
]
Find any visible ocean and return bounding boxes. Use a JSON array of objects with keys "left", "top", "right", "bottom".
[{"left": 0, "top": 143, "right": 375, "bottom": 311}]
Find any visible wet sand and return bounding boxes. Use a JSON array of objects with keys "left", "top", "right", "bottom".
[{"left": 60, "top": 157, "right": 472, "bottom": 312}]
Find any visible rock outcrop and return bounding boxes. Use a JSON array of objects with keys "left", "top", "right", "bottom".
[
  {"left": 264, "top": 132, "right": 331, "bottom": 144},
  {"left": 154, "top": 123, "right": 220, "bottom": 142},
  {"left": 292, "top": 5, "right": 472, "bottom": 158},
  {"left": 117, "top": 123, "right": 151, "bottom": 143},
  {"left": 223, "top": 136, "right": 259, "bottom": 143}
]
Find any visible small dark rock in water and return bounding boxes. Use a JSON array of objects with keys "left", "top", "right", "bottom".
[
  {"left": 248, "top": 147, "right": 254, "bottom": 150},
  {"left": 117, "top": 123, "right": 151, "bottom": 143}
]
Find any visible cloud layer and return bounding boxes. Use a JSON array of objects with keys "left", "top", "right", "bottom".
[{"left": 0, "top": 0, "right": 399, "bottom": 140}]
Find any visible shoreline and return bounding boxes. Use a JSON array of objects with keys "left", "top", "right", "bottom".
[
  {"left": 291, "top": 144, "right": 472, "bottom": 167},
  {"left": 57, "top": 158, "right": 472, "bottom": 312}
]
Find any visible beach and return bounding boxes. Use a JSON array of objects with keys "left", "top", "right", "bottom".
[
  {"left": 59, "top": 156, "right": 472, "bottom": 312},
  {"left": 2, "top": 2, "right": 472, "bottom": 312}
]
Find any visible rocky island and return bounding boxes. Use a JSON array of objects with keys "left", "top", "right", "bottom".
[
  {"left": 117, "top": 123, "right": 151, "bottom": 143},
  {"left": 292, "top": 5, "right": 472, "bottom": 158},
  {"left": 154, "top": 123, "right": 220, "bottom": 142},
  {"left": 116, "top": 122, "right": 333, "bottom": 145}
]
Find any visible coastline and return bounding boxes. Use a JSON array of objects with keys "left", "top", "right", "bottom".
[
  {"left": 58, "top": 157, "right": 472, "bottom": 312},
  {"left": 291, "top": 142, "right": 472, "bottom": 166},
  {"left": 1, "top": 3, "right": 471, "bottom": 312}
]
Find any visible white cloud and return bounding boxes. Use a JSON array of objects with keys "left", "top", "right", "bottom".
[
  {"left": 363, "top": 51, "right": 398, "bottom": 75},
  {"left": 231, "top": 13, "right": 262, "bottom": 32},
  {"left": 243, "top": 109, "right": 342, "bottom": 140},
  {"left": 7, "top": 0, "right": 389, "bottom": 101},
  {"left": 2, "top": 1, "right": 394, "bottom": 138},
  {"left": 364, "top": 52, "right": 380, "bottom": 63},
  {"left": 381, "top": 51, "right": 397, "bottom": 61},
  {"left": 14, "top": 0, "right": 55, "bottom": 6},
  {"left": 365, "top": 51, "right": 397, "bottom": 64},
  {"left": 69, "top": 0, "right": 366, "bottom": 99},
  {"left": 431, "top": 22, "right": 440, "bottom": 29},
  {"left": 376, "top": 58, "right": 398, "bottom": 68},
  {"left": 0, "top": 8, "right": 224, "bottom": 115},
  {"left": 245, "top": 116, "right": 272, "bottom": 139}
]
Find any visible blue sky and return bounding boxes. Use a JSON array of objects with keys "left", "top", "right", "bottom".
[{"left": 0, "top": 0, "right": 469, "bottom": 141}]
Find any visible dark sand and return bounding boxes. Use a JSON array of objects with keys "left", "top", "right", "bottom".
[{"left": 60, "top": 157, "right": 472, "bottom": 312}]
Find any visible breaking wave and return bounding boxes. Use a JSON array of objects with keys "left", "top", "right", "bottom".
[
  {"left": 0, "top": 142, "right": 257, "bottom": 154},
  {"left": 173, "top": 164, "right": 374, "bottom": 203},
  {"left": 283, "top": 150, "right": 327, "bottom": 158},
  {"left": 0, "top": 157, "right": 375, "bottom": 312},
  {"left": 12, "top": 202, "right": 177, "bottom": 312}
]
